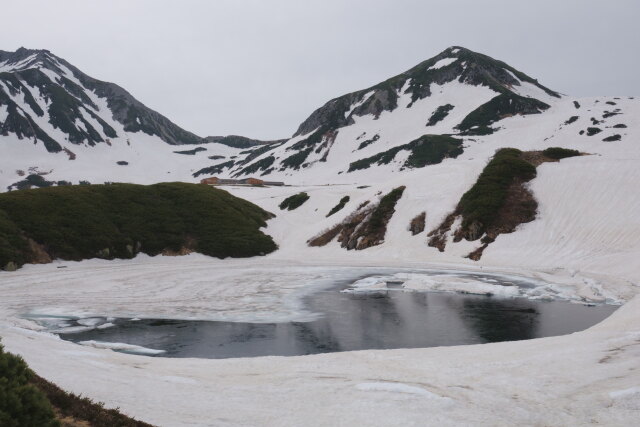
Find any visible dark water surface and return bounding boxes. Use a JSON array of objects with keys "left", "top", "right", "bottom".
[{"left": 58, "top": 277, "right": 618, "bottom": 359}]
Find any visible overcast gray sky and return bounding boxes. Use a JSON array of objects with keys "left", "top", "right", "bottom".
[{"left": 2, "top": 0, "right": 639, "bottom": 139}]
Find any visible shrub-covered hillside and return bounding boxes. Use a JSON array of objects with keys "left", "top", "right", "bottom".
[
  {"left": 0, "top": 342, "right": 154, "bottom": 426},
  {"left": 0, "top": 343, "right": 58, "bottom": 427},
  {"left": 0, "top": 182, "right": 277, "bottom": 270}
]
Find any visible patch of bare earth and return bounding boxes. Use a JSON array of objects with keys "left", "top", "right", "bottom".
[
  {"left": 30, "top": 374, "right": 155, "bottom": 427},
  {"left": 428, "top": 150, "right": 570, "bottom": 260},
  {"left": 308, "top": 187, "right": 405, "bottom": 250},
  {"left": 409, "top": 212, "right": 426, "bottom": 235}
]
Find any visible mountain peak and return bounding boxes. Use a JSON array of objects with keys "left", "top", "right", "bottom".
[
  {"left": 0, "top": 47, "right": 58, "bottom": 73},
  {"left": 0, "top": 47, "right": 203, "bottom": 152},
  {"left": 293, "top": 46, "right": 559, "bottom": 138}
]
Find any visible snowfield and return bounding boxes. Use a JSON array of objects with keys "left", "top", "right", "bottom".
[
  {"left": 1, "top": 46, "right": 640, "bottom": 425},
  {"left": 1, "top": 97, "right": 639, "bottom": 425},
  {"left": 1, "top": 94, "right": 639, "bottom": 425},
  {"left": 0, "top": 255, "right": 639, "bottom": 426}
]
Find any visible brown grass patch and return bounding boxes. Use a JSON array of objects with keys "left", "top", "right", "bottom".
[
  {"left": 30, "top": 374, "right": 155, "bottom": 427},
  {"left": 409, "top": 212, "right": 426, "bottom": 235},
  {"left": 427, "top": 148, "right": 577, "bottom": 260}
]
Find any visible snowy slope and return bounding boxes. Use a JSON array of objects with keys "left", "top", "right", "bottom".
[
  {"left": 0, "top": 46, "right": 640, "bottom": 427},
  {"left": 0, "top": 47, "right": 251, "bottom": 189},
  {"left": 224, "top": 92, "right": 640, "bottom": 285},
  {"left": 0, "top": 257, "right": 639, "bottom": 426},
  {"left": 219, "top": 46, "right": 559, "bottom": 179},
  {"left": 2, "top": 46, "right": 638, "bottom": 279},
  {"left": 2, "top": 45, "right": 638, "bottom": 278}
]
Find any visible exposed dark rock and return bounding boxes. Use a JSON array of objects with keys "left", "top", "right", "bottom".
[
  {"left": 205, "top": 135, "right": 287, "bottom": 149},
  {"left": 564, "top": 116, "right": 579, "bottom": 125},
  {"left": 357, "top": 134, "right": 380, "bottom": 150},
  {"left": 0, "top": 47, "right": 203, "bottom": 150},
  {"left": 174, "top": 147, "right": 207, "bottom": 155},
  {"left": 293, "top": 46, "right": 557, "bottom": 143},
  {"left": 193, "top": 161, "right": 235, "bottom": 177},
  {"left": 309, "top": 187, "right": 405, "bottom": 250},
  {"left": 603, "top": 110, "right": 621, "bottom": 119},
  {"left": 602, "top": 134, "right": 621, "bottom": 142},
  {"left": 426, "top": 104, "right": 454, "bottom": 126}
]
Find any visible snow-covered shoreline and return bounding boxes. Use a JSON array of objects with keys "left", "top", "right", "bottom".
[
  {"left": 2, "top": 82, "right": 639, "bottom": 427},
  {"left": 1, "top": 254, "right": 639, "bottom": 426}
]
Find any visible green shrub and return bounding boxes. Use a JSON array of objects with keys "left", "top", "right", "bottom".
[
  {"left": 563, "top": 116, "right": 579, "bottom": 125},
  {"left": 0, "top": 343, "right": 59, "bottom": 427},
  {"left": 235, "top": 155, "right": 275, "bottom": 176},
  {"left": 357, "top": 134, "right": 380, "bottom": 150},
  {"left": 8, "top": 174, "right": 55, "bottom": 191},
  {"left": 426, "top": 104, "right": 454, "bottom": 126},
  {"left": 404, "top": 135, "right": 464, "bottom": 168},
  {"left": 349, "top": 135, "right": 463, "bottom": 172},
  {"left": 30, "top": 374, "right": 153, "bottom": 427},
  {"left": 458, "top": 148, "right": 536, "bottom": 231},
  {"left": 367, "top": 186, "right": 405, "bottom": 234},
  {"left": 279, "top": 192, "right": 310, "bottom": 211},
  {"left": 0, "top": 182, "right": 277, "bottom": 269},
  {"left": 327, "top": 196, "right": 350, "bottom": 217},
  {"left": 193, "top": 161, "right": 235, "bottom": 177},
  {"left": 542, "top": 147, "right": 581, "bottom": 159},
  {"left": 280, "top": 148, "right": 312, "bottom": 170},
  {"left": 173, "top": 147, "right": 206, "bottom": 155},
  {"left": 602, "top": 134, "right": 621, "bottom": 142},
  {"left": 457, "top": 93, "right": 550, "bottom": 135}
]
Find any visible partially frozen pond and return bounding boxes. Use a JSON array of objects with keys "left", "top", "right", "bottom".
[{"left": 46, "top": 270, "right": 617, "bottom": 358}]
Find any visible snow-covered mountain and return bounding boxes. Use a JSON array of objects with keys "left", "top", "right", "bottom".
[
  {"left": 1, "top": 45, "right": 639, "bottom": 427},
  {"left": 1, "top": 45, "right": 638, "bottom": 271},
  {"left": 0, "top": 47, "right": 267, "bottom": 189},
  {"left": 218, "top": 46, "right": 561, "bottom": 179},
  {"left": 0, "top": 47, "right": 203, "bottom": 150},
  {"left": 0, "top": 46, "right": 563, "bottom": 190},
  {"left": 214, "top": 46, "right": 638, "bottom": 272}
]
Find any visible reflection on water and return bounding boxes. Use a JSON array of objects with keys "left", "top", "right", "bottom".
[{"left": 58, "top": 283, "right": 617, "bottom": 359}]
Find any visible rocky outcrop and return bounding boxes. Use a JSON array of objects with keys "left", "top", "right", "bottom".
[
  {"left": 409, "top": 212, "right": 426, "bottom": 235},
  {"left": 428, "top": 148, "right": 582, "bottom": 260},
  {"left": 309, "top": 187, "right": 405, "bottom": 250}
]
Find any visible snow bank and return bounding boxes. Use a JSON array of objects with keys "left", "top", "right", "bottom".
[
  {"left": 0, "top": 86, "right": 639, "bottom": 426},
  {"left": 0, "top": 257, "right": 637, "bottom": 426},
  {"left": 355, "top": 382, "right": 453, "bottom": 403},
  {"left": 428, "top": 57, "right": 458, "bottom": 70},
  {"left": 78, "top": 340, "right": 166, "bottom": 356},
  {"left": 341, "top": 271, "right": 623, "bottom": 304}
]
